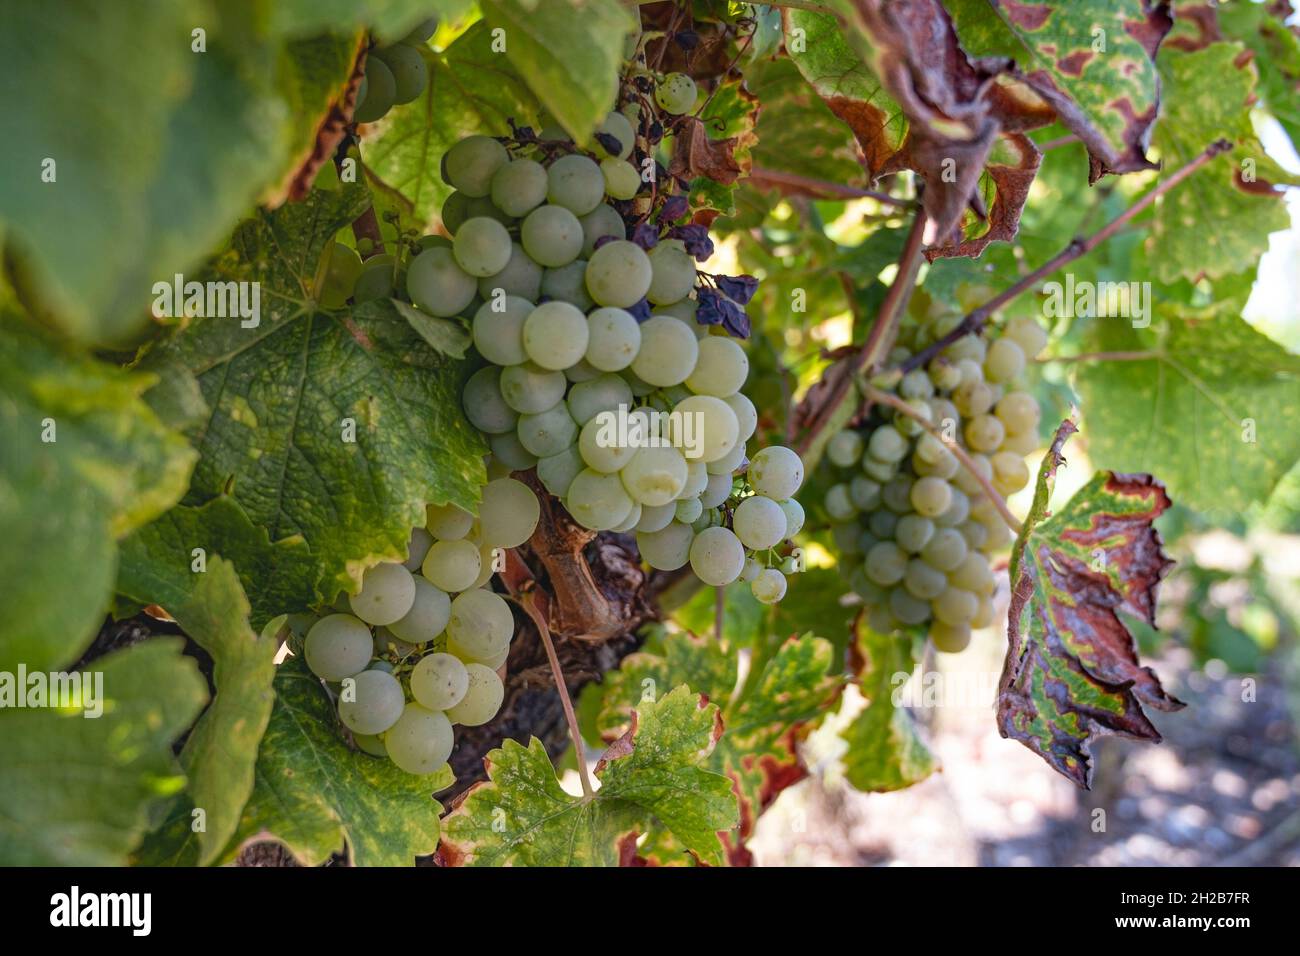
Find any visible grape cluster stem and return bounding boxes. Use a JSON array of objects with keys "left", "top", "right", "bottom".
[
  {"left": 748, "top": 167, "right": 913, "bottom": 208},
  {"left": 513, "top": 590, "right": 595, "bottom": 799}
]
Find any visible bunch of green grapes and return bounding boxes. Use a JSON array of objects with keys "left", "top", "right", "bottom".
[
  {"left": 352, "top": 16, "right": 439, "bottom": 124},
  {"left": 824, "top": 314, "right": 1048, "bottom": 652},
  {"left": 299, "top": 475, "right": 540, "bottom": 775},
  {"left": 421, "top": 105, "right": 803, "bottom": 602},
  {"left": 309, "top": 72, "right": 807, "bottom": 603}
]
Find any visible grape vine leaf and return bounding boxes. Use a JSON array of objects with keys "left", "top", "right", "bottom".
[
  {"left": 389, "top": 299, "right": 472, "bottom": 359},
  {"left": 785, "top": 3, "right": 1040, "bottom": 255},
  {"left": 276, "top": 34, "right": 371, "bottom": 203},
  {"left": 480, "top": 0, "right": 637, "bottom": 145},
  {"left": 946, "top": 0, "right": 1170, "bottom": 182},
  {"left": 743, "top": 57, "right": 867, "bottom": 192},
  {"left": 1074, "top": 311, "right": 1300, "bottom": 512},
  {"left": 229, "top": 656, "right": 450, "bottom": 866},
  {"left": 841, "top": 619, "right": 939, "bottom": 792},
  {"left": 117, "top": 536, "right": 279, "bottom": 865},
  {"left": 999, "top": 420, "right": 1184, "bottom": 789},
  {"left": 0, "top": 639, "right": 208, "bottom": 865},
  {"left": 0, "top": 1, "right": 359, "bottom": 345},
  {"left": 263, "top": 0, "right": 472, "bottom": 41},
  {"left": 925, "top": 132, "right": 1042, "bottom": 261},
  {"left": 141, "top": 183, "right": 487, "bottom": 607},
  {"left": 365, "top": 21, "right": 541, "bottom": 225},
  {"left": 441, "top": 686, "right": 739, "bottom": 867},
  {"left": 118, "top": 497, "right": 315, "bottom": 632},
  {"left": 783, "top": 7, "right": 907, "bottom": 180},
  {"left": 673, "top": 76, "right": 761, "bottom": 223},
  {"left": 1218, "top": 1, "right": 1300, "bottom": 147},
  {"left": 1149, "top": 41, "right": 1297, "bottom": 284},
  {"left": 583, "top": 633, "right": 841, "bottom": 866},
  {"left": 0, "top": 315, "right": 195, "bottom": 673}
]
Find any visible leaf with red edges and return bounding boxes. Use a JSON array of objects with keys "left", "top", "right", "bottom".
[{"left": 998, "top": 420, "right": 1184, "bottom": 789}]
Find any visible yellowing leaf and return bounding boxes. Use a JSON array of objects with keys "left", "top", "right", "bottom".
[{"left": 0, "top": 315, "right": 194, "bottom": 673}]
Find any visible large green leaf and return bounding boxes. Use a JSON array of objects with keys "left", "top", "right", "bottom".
[
  {"left": 0, "top": 639, "right": 208, "bottom": 865},
  {"left": 230, "top": 657, "right": 450, "bottom": 866},
  {"left": 264, "top": 0, "right": 472, "bottom": 41},
  {"left": 481, "top": 0, "right": 636, "bottom": 144},
  {"left": 1074, "top": 312, "right": 1300, "bottom": 512},
  {"left": 142, "top": 184, "right": 487, "bottom": 606},
  {"left": 442, "top": 686, "right": 739, "bottom": 867},
  {"left": 1150, "top": 42, "right": 1296, "bottom": 284},
  {"left": 1000, "top": 423, "right": 1183, "bottom": 788},
  {"left": 118, "top": 496, "right": 315, "bottom": 631},
  {"left": 841, "top": 621, "right": 938, "bottom": 792},
  {"left": 0, "top": 316, "right": 194, "bottom": 673},
  {"left": 117, "top": 537, "right": 279, "bottom": 865},
  {"left": 0, "top": 1, "right": 358, "bottom": 345},
  {"left": 584, "top": 632, "right": 840, "bottom": 865},
  {"left": 365, "top": 21, "right": 540, "bottom": 224},
  {"left": 948, "top": 0, "right": 1168, "bottom": 179}
]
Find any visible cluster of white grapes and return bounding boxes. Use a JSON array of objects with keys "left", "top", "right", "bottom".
[
  {"left": 299, "top": 476, "right": 540, "bottom": 775},
  {"left": 825, "top": 315, "right": 1048, "bottom": 652},
  {"left": 353, "top": 16, "right": 439, "bottom": 124},
  {"left": 404, "top": 113, "right": 805, "bottom": 603}
]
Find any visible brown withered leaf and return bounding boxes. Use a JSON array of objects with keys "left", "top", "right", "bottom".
[
  {"left": 786, "top": 1, "right": 1041, "bottom": 253},
  {"left": 925, "top": 131, "right": 1042, "bottom": 260},
  {"left": 670, "top": 115, "right": 745, "bottom": 185},
  {"left": 998, "top": 420, "right": 1184, "bottom": 790}
]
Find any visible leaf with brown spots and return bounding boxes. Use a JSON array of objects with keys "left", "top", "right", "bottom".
[
  {"left": 1149, "top": 41, "right": 1299, "bottom": 284},
  {"left": 947, "top": 0, "right": 1172, "bottom": 183},
  {"left": 671, "top": 116, "right": 745, "bottom": 186},
  {"left": 782, "top": 5, "right": 908, "bottom": 179},
  {"left": 675, "top": 75, "right": 761, "bottom": 220},
  {"left": 785, "top": 2, "right": 1046, "bottom": 255},
  {"left": 1218, "top": 0, "right": 1300, "bottom": 146},
  {"left": 998, "top": 419, "right": 1184, "bottom": 790}
]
